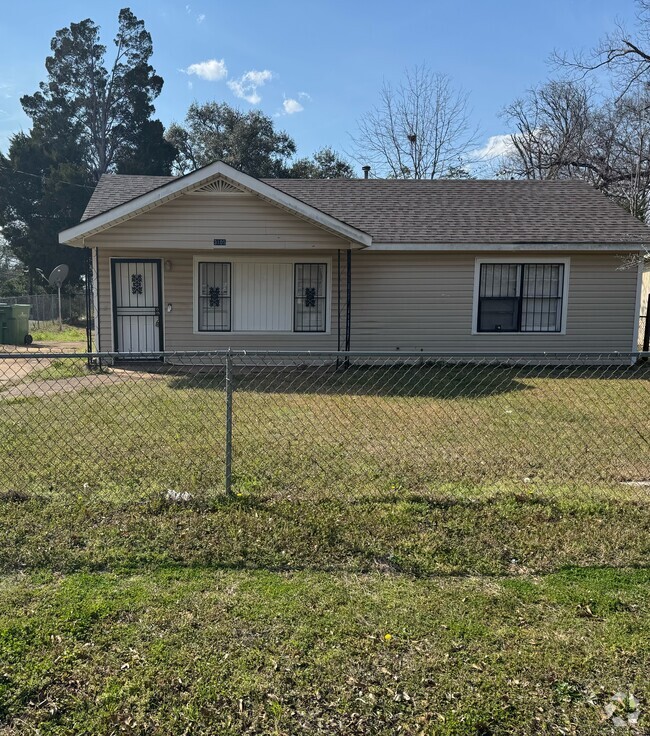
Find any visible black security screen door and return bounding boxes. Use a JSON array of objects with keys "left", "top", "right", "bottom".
[{"left": 111, "top": 259, "right": 163, "bottom": 353}]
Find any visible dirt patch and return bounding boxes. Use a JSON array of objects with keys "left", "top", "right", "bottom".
[
  {"left": 0, "top": 339, "right": 85, "bottom": 354},
  {"left": 0, "top": 341, "right": 85, "bottom": 385}
]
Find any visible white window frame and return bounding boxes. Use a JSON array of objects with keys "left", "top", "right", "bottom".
[
  {"left": 471, "top": 257, "right": 570, "bottom": 336},
  {"left": 192, "top": 255, "right": 332, "bottom": 335}
]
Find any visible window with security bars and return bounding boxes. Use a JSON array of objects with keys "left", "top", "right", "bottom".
[
  {"left": 294, "top": 263, "right": 327, "bottom": 332},
  {"left": 478, "top": 263, "right": 565, "bottom": 333},
  {"left": 198, "top": 262, "right": 231, "bottom": 331}
]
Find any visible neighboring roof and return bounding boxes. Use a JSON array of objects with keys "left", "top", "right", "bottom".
[{"left": 75, "top": 165, "right": 650, "bottom": 247}]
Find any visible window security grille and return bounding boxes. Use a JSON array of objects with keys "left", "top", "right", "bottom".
[{"left": 478, "top": 263, "right": 564, "bottom": 333}]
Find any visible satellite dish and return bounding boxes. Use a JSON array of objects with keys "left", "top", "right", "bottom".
[{"left": 48, "top": 264, "right": 69, "bottom": 289}]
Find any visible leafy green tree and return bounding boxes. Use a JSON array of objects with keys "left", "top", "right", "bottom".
[
  {"left": 166, "top": 102, "right": 296, "bottom": 177},
  {"left": 0, "top": 236, "right": 29, "bottom": 296},
  {"left": 286, "top": 147, "right": 355, "bottom": 179},
  {"left": 115, "top": 119, "right": 176, "bottom": 175},
  {"left": 0, "top": 132, "right": 91, "bottom": 287},
  {"left": 21, "top": 8, "right": 173, "bottom": 180}
]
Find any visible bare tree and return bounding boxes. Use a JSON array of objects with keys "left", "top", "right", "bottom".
[
  {"left": 501, "top": 81, "right": 594, "bottom": 181},
  {"left": 350, "top": 66, "right": 479, "bottom": 179},
  {"left": 500, "top": 80, "right": 650, "bottom": 221},
  {"left": 554, "top": 1, "right": 650, "bottom": 96}
]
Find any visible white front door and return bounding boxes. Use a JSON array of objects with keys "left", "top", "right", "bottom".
[{"left": 111, "top": 259, "right": 162, "bottom": 353}]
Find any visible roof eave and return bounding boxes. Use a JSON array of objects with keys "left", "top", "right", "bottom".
[{"left": 367, "top": 241, "right": 648, "bottom": 251}]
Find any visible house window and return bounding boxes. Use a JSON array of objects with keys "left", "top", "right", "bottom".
[
  {"left": 198, "top": 262, "right": 231, "bottom": 331},
  {"left": 478, "top": 263, "right": 565, "bottom": 333},
  {"left": 294, "top": 263, "right": 327, "bottom": 332}
]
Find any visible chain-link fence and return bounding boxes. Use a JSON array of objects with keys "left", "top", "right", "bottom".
[
  {"left": 1, "top": 350, "right": 649, "bottom": 506},
  {"left": 1, "top": 293, "right": 86, "bottom": 326}
]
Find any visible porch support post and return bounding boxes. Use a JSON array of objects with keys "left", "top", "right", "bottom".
[
  {"left": 345, "top": 248, "right": 351, "bottom": 353},
  {"left": 643, "top": 294, "right": 650, "bottom": 353},
  {"left": 83, "top": 247, "right": 93, "bottom": 362}
]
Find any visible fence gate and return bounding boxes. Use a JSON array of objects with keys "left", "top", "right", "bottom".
[{"left": 111, "top": 259, "right": 163, "bottom": 354}]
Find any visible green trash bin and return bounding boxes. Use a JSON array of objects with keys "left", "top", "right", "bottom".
[
  {"left": 2, "top": 304, "right": 32, "bottom": 345},
  {"left": 0, "top": 304, "right": 8, "bottom": 344}
]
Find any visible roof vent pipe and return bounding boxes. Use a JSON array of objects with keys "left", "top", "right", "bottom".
[{"left": 362, "top": 165, "right": 370, "bottom": 179}]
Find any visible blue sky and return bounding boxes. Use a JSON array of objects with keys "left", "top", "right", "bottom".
[{"left": 0, "top": 0, "right": 640, "bottom": 173}]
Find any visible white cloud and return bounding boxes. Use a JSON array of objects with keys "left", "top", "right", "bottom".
[
  {"left": 472, "top": 134, "right": 514, "bottom": 162},
  {"left": 228, "top": 69, "right": 273, "bottom": 104},
  {"left": 298, "top": 91, "right": 311, "bottom": 101},
  {"left": 196, "top": 13, "right": 205, "bottom": 23},
  {"left": 185, "top": 4, "right": 192, "bottom": 13},
  {"left": 282, "top": 98, "right": 303, "bottom": 115},
  {"left": 184, "top": 59, "right": 228, "bottom": 82}
]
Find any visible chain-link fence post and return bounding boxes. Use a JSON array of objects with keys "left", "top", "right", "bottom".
[{"left": 225, "top": 349, "right": 234, "bottom": 496}]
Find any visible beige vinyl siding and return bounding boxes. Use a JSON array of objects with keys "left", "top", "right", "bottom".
[
  {"left": 96, "top": 248, "right": 345, "bottom": 352},
  {"left": 95, "top": 248, "right": 637, "bottom": 353},
  {"left": 87, "top": 182, "right": 638, "bottom": 353},
  {"left": 642, "top": 263, "right": 650, "bottom": 315},
  {"left": 350, "top": 251, "right": 637, "bottom": 352},
  {"left": 84, "top": 192, "right": 348, "bottom": 250}
]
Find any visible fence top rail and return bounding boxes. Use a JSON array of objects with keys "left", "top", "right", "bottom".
[{"left": 1, "top": 349, "right": 649, "bottom": 360}]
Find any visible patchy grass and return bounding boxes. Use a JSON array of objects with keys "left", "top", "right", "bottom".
[
  {"left": 1, "top": 494, "right": 649, "bottom": 577},
  {"left": 24, "top": 358, "right": 92, "bottom": 382},
  {"left": 0, "top": 361, "right": 649, "bottom": 733},
  {"left": 30, "top": 323, "right": 86, "bottom": 343},
  {"left": 0, "top": 566, "right": 648, "bottom": 734},
  {"left": 0, "top": 360, "right": 648, "bottom": 500}
]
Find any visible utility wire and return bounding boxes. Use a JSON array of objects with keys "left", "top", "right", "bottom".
[{"left": 0, "top": 164, "right": 95, "bottom": 191}]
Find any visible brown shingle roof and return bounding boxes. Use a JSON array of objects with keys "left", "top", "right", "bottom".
[
  {"left": 82, "top": 174, "right": 176, "bottom": 220},
  {"left": 81, "top": 173, "right": 650, "bottom": 245}
]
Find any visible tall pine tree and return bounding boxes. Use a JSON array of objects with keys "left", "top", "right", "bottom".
[
  {"left": 0, "top": 8, "right": 175, "bottom": 287},
  {"left": 22, "top": 8, "right": 175, "bottom": 180}
]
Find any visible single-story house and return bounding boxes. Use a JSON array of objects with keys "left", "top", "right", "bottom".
[{"left": 59, "top": 160, "right": 649, "bottom": 356}]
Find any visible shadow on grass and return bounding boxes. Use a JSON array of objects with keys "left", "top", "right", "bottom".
[
  {"left": 157, "top": 360, "right": 650, "bottom": 399},
  {"left": 166, "top": 365, "right": 532, "bottom": 399}
]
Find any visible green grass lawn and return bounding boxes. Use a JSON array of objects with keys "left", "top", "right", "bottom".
[
  {"left": 1, "top": 564, "right": 648, "bottom": 734},
  {"left": 30, "top": 323, "right": 87, "bottom": 343},
  {"left": 0, "top": 360, "right": 649, "bottom": 733}
]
